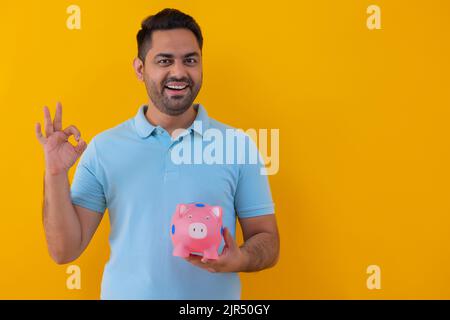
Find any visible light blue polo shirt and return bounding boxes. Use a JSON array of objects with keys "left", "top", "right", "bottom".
[{"left": 70, "top": 103, "right": 275, "bottom": 300}]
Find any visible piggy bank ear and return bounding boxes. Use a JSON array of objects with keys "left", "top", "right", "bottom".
[
  {"left": 211, "top": 206, "right": 222, "bottom": 219},
  {"left": 176, "top": 204, "right": 188, "bottom": 217}
]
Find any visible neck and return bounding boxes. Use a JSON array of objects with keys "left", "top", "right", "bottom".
[{"left": 145, "top": 102, "right": 197, "bottom": 137}]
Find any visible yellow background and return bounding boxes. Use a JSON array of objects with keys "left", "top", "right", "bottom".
[{"left": 0, "top": 0, "right": 449, "bottom": 299}]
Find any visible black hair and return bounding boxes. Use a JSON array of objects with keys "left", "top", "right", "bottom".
[{"left": 136, "top": 8, "right": 203, "bottom": 63}]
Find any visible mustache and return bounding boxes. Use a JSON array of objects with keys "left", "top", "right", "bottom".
[{"left": 162, "top": 77, "right": 193, "bottom": 87}]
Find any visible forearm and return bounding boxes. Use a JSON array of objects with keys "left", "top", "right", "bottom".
[
  {"left": 43, "top": 171, "right": 82, "bottom": 264},
  {"left": 239, "top": 232, "right": 280, "bottom": 272}
]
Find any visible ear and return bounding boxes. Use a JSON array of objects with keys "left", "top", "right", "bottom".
[
  {"left": 211, "top": 206, "right": 222, "bottom": 219},
  {"left": 176, "top": 204, "right": 188, "bottom": 217},
  {"left": 133, "top": 57, "right": 144, "bottom": 81}
]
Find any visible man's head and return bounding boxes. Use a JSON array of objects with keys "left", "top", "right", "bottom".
[{"left": 133, "top": 8, "right": 203, "bottom": 116}]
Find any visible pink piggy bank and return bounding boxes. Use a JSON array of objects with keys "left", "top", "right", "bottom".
[{"left": 170, "top": 203, "right": 223, "bottom": 260}]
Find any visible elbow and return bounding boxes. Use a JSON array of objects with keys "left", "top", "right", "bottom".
[
  {"left": 50, "top": 252, "right": 74, "bottom": 265},
  {"left": 48, "top": 248, "right": 80, "bottom": 265},
  {"left": 52, "top": 254, "right": 77, "bottom": 265},
  {"left": 269, "top": 235, "right": 280, "bottom": 269},
  {"left": 268, "top": 251, "right": 280, "bottom": 269},
  {"left": 54, "top": 258, "right": 68, "bottom": 265}
]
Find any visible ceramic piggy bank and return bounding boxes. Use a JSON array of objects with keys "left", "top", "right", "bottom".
[{"left": 170, "top": 203, "right": 223, "bottom": 260}]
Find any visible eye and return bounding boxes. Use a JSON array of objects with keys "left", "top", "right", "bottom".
[
  {"left": 158, "top": 59, "right": 172, "bottom": 66},
  {"left": 188, "top": 215, "right": 192, "bottom": 219},
  {"left": 205, "top": 216, "right": 210, "bottom": 220},
  {"left": 184, "top": 58, "right": 197, "bottom": 65}
]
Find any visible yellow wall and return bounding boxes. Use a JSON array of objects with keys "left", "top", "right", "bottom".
[{"left": 1, "top": 0, "right": 449, "bottom": 299}]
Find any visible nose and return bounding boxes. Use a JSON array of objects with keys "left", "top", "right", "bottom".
[
  {"left": 168, "top": 60, "right": 189, "bottom": 80},
  {"left": 188, "top": 222, "right": 207, "bottom": 239}
]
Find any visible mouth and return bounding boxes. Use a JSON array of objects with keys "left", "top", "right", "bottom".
[{"left": 164, "top": 82, "right": 190, "bottom": 95}]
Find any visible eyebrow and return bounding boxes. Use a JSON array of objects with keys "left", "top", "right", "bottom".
[{"left": 154, "top": 52, "right": 200, "bottom": 59}]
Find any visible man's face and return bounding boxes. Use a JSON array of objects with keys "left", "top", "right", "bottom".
[{"left": 139, "top": 28, "right": 202, "bottom": 116}]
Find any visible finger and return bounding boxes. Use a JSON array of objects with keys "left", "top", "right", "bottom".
[
  {"left": 186, "top": 254, "right": 202, "bottom": 263},
  {"left": 202, "top": 257, "right": 220, "bottom": 269},
  {"left": 74, "top": 138, "right": 87, "bottom": 155},
  {"left": 43, "top": 106, "right": 54, "bottom": 137},
  {"left": 35, "top": 122, "right": 46, "bottom": 145},
  {"left": 223, "top": 227, "right": 237, "bottom": 250},
  {"left": 53, "top": 101, "right": 62, "bottom": 131},
  {"left": 220, "top": 245, "right": 229, "bottom": 256},
  {"left": 63, "top": 125, "right": 81, "bottom": 141},
  {"left": 186, "top": 254, "right": 211, "bottom": 266},
  {"left": 187, "top": 257, "right": 207, "bottom": 269},
  {"left": 201, "top": 256, "right": 220, "bottom": 264},
  {"left": 186, "top": 256, "right": 218, "bottom": 272}
]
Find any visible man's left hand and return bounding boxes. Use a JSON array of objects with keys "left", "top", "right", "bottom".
[{"left": 184, "top": 227, "right": 248, "bottom": 273}]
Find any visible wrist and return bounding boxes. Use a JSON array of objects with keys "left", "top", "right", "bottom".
[{"left": 45, "top": 168, "right": 68, "bottom": 180}]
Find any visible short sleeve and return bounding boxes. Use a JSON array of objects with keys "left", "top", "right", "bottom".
[
  {"left": 70, "top": 138, "right": 107, "bottom": 214},
  {"left": 234, "top": 134, "right": 275, "bottom": 218}
]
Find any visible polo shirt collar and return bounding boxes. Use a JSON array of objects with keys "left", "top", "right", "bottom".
[
  {"left": 134, "top": 103, "right": 210, "bottom": 139},
  {"left": 134, "top": 105, "right": 157, "bottom": 138},
  {"left": 188, "top": 103, "right": 210, "bottom": 136}
]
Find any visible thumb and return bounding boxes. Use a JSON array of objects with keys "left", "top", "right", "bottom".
[
  {"left": 223, "top": 227, "right": 237, "bottom": 250},
  {"left": 74, "top": 138, "right": 87, "bottom": 155}
]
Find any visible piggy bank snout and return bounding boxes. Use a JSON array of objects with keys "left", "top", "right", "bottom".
[{"left": 188, "top": 222, "right": 207, "bottom": 239}]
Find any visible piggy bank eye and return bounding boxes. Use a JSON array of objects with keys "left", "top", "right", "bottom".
[
  {"left": 188, "top": 215, "right": 192, "bottom": 219},
  {"left": 205, "top": 216, "right": 210, "bottom": 220}
]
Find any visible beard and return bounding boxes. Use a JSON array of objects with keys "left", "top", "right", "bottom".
[{"left": 145, "top": 76, "right": 202, "bottom": 116}]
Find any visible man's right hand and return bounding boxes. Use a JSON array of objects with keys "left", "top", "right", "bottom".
[{"left": 35, "top": 102, "right": 87, "bottom": 175}]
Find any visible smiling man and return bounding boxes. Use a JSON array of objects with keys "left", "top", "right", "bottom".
[{"left": 36, "top": 8, "right": 279, "bottom": 299}]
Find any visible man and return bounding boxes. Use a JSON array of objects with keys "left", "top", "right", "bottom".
[{"left": 35, "top": 8, "right": 279, "bottom": 299}]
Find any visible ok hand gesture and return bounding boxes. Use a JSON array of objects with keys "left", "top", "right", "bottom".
[{"left": 35, "top": 102, "right": 87, "bottom": 175}]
